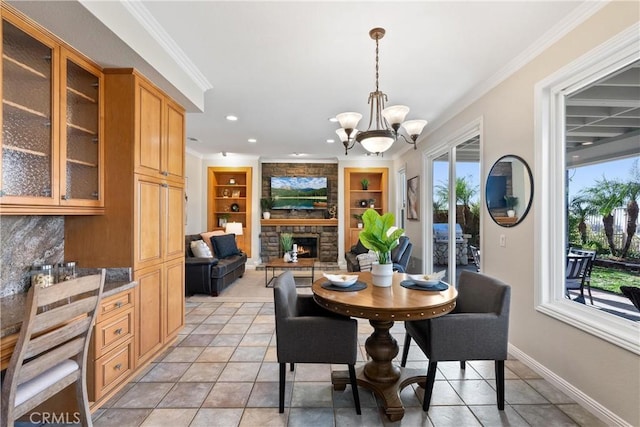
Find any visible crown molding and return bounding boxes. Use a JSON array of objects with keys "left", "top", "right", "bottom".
[
  {"left": 120, "top": 0, "right": 212, "bottom": 92},
  {"left": 422, "top": 0, "right": 609, "bottom": 141}
]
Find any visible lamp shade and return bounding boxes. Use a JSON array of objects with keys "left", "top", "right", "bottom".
[
  {"left": 225, "top": 222, "right": 243, "bottom": 236},
  {"left": 401, "top": 119, "right": 428, "bottom": 137},
  {"left": 382, "top": 105, "right": 409, "bottom": 126},
  {"left": 360, "top": 135, "right": 394, "bottom": 153},
  {"left": 336, "top": 112, "right": 363, "bottom": 130}
]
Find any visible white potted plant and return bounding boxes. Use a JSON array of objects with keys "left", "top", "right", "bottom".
[
  {"left": 504, "top": 195, "right": 519, "bottom": 218},
  {"left": 359, "top": 209, "right": 404, "bottom": 287},
  {"left": 261, "top": 197, "right": 274, "bottom": 219},
  {"left": 280, "top": 232, "right": 293, "bottom": 262}
]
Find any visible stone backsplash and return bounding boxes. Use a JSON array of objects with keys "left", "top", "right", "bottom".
[{"left": 0, "top": 215, "right": 64, "bottom": 297}]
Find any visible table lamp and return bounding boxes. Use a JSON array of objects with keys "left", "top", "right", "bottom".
[{"left": 225, "top": 222, "right": 243, "bottom": 238}]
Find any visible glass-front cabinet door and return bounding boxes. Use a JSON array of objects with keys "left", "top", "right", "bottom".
[
  {"left": 60, "top": 50, "right": 102, "bottom": 206},
  {"left": 1, "top": 17, "right": 57, "bottom": 205}
]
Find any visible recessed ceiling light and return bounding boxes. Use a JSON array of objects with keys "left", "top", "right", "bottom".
[
  {"left": 248, "top": 138, "right": 257, "bottom": 143},
  {"left": 572, "top": 154, "right": 580, "bottom": 158},
  {"left": 187, "top": 136, "right": 200, "bottom": 143},
  {"left": 329, "top": 117, "right": 338, "bottom": 122},
  {"left": 225, "top": 115, "right": 238, "bottom": 121},
  {"left": 326, "top": 139, "right": 335, "bottom": 143},
  {"left": 581, "top": 141, "right": 593, "bottom": 146}
]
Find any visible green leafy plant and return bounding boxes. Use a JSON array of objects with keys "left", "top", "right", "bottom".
[
  {"left": 352, "top": 213, "right": 363, "bottom": 221},
  {"left": 504, "top": 195, "right": 519, "bottom": 209},
  {"left": 359, "top": 209, "right": 404, "bottom": 264},
  {"left": 360, "top": 178, "right": 369, "bottom": 190},
  {"left": 260, "top": 197, "right": 274, "bottom": 212},
  {"left": 280, "top": 233, "right": 293, "bottom": 252}
]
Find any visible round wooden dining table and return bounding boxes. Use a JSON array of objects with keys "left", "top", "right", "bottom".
[{"left": 312, "top": 271, "right": 457, "bottom": 421}]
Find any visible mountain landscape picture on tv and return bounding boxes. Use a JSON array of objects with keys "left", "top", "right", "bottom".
[{"left": 271, "top": 176, "right": 328, "bottom": 209}]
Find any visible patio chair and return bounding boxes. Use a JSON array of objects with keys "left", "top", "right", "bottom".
[
  {"left": 568, "top": 248, "right": 596, "bottom": 304},
  {"left": 273, "top": 271, "right": 361, "bottom": 414},
  {"left": 620, "top": 286, "right": 640, "bottom": 311},
  {"left": 565, "top": 255, "right": 593, "bottom": 304},
  {"left": 469, "top": 245, "right": 481, "bottom": 271}
]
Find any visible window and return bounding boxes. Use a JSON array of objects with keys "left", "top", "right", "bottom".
[{"left": 535, "top": 26, "right": 639, "bottom": 354}]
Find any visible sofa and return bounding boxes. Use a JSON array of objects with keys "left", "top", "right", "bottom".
[
  {"left": 345, "top": 236, "right": 413, "bottom": 273},
  {"left": 185, "top": 234, "right": 247, "bottom": 296}
]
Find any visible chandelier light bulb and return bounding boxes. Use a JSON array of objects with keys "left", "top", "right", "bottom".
[{"left": 382, "top": 105, "right": 410, "bottom": 126}]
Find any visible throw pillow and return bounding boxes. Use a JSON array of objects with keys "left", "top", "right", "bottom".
[
  {"left": 211, "top": 234, "right": 240, "bottom": 259},
  {"left": 356, "top": 251, "right": 377, "bottom": 272},
  {"left": 190, "top": 240, "right": 213, "bottom": 258},
  {"left": 200, "top": 230, "right": 226, "bottom": 255}
]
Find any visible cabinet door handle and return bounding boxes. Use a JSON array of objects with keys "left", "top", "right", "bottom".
[
  {"left": 114, "top": 301, "right": 123, "bottom": 308},
  {"left": 161, "top": 183, "right": 168, "bottom": 188},
  {"left": 162, "top": 171, "right": 168, "bottom": 176},
  {"left": 114, "top": 363, "right": 122, "bottom": 371},
  {"left": 114, "top": 328, "right": 123, "bottom": 335},
  {"left": 61, "top": 194, "right": 67, "bottom": 200}
]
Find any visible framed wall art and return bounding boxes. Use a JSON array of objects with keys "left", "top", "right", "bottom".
[{"left": 407, "top": 176, "right": 419, "bottom": 220}]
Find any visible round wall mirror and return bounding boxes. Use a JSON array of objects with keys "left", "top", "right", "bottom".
[{"left": 486, "top": 155, "right": 533, "bottom": 227}]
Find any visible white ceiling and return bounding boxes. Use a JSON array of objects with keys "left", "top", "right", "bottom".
[{"left": 10, "top": 1, "right": 593, "bottom": 161}]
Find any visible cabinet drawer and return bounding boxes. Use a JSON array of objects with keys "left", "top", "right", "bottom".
[
  {"left": 95, "top": 308, "right": 133, "bottom": 357},
  {"left": 94, "top": 339, "right": 133, "bottom": 399},
  {"left": 98, "top": 288, "right": 134, "bottom": 321}
]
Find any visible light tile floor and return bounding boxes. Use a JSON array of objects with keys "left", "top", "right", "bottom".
[{"left": 91, "top": 297, "right": 609, "bottom": 427}]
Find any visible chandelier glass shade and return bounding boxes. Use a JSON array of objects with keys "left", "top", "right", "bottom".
[{"left": 335, "top": 28, "right": 427, "bottom": 155}]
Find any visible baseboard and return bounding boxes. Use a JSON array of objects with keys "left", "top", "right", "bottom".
[{"left": 508, "top": 343, "right": 630, "bottom": 426}]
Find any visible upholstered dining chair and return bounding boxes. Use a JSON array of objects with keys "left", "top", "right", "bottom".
[
  {"left": 1, "top": 271, "right": 105, "bottom": 427},
  {"left": 273, "top": 271, "right": 361, "bottom": 414},
  {"left": 400, "top": 270, "right": 511, "bottom": 412}
]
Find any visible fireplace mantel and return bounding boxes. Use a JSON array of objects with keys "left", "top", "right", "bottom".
[{"left": 260, "top": 219, "right": 338, "bottom": 226}]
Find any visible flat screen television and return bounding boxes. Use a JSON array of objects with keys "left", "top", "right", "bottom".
[{"left": 270, "top": 176, "right": 328, "bottom": 209}]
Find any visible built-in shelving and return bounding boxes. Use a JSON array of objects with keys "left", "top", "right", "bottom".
[
  {"left": 344, "top": 167, "right": 388, "bottom": 250},
  {"left": 207, "top": 167, "right": 252, "bottom": 256}
]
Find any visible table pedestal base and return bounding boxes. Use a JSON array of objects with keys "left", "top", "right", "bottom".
[{"left": 332, "top": 366, "right": 425, "bottom": 421}]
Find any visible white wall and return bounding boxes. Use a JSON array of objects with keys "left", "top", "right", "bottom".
[
  {"left": 399, "top": 3, "right": 639, "bottom": 424},
  {"left": 185, "top": 151, "right": 204, "bottom": 235}
]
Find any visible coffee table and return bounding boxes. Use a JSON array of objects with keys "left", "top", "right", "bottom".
[{"left": 264, "top": 258, "right": 315, "bottom": 287}]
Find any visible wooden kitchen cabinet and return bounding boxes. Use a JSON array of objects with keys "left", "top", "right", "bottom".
[{"left": 0, "top": 6, "right": 104, "bottom": 214}]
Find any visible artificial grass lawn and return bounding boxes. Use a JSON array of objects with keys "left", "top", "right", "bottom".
[{"left": 590, "top": 266, "right": 640, "bottom": 294}]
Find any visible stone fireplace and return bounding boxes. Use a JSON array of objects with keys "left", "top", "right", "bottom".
[
  {"left": 260, "top": 220, "right": 337, "bottom": 263},
  {"left": 260, "top": 162, "right": 339, "bottom": 263}
]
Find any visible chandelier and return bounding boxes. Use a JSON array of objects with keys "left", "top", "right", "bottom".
[{"left": 335, "top": 28, "right": 427, "bottom": 155}]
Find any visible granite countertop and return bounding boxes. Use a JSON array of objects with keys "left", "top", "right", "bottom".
[{"left": 0, "top": 268, "right": 137, "bottom": 339}]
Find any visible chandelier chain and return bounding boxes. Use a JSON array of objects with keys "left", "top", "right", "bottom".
[{"left": 375, "top": 37, "right": 380, "bottom": 93}]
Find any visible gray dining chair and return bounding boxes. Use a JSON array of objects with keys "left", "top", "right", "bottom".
[
  {"left": 400, "top": 270, "right": 511, "bottom": 411},
  {"left": 273, "top": 271, "right": 361, "bottom": 414}
]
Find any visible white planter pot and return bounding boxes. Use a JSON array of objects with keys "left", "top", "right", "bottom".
[
  {"left": 371, "top": 263, "right": 393, "bottom": 287},
  {"left": 263, "top": 211, "right": 271, "bottom": 219},
  {"left": 507, "top": 209, "right": 516, "bottom": 218}
]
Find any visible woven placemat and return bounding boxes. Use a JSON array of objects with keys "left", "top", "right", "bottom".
[
  {"left": 321, "top": 281, "right": 367, "bottom": 292},
  {"left": 400, "top": 280, "right": 448, "bottom": 291}
]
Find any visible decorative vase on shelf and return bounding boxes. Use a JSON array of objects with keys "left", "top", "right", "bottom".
[
  {"left": 283, "top": 252, "right": 292, "bottom": 262},
  {"left": 507, "top": 209, "right": 516, "bottom": 218},
  {"left": 263, "top": 211, "right": 271, "bottom": 219}
]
